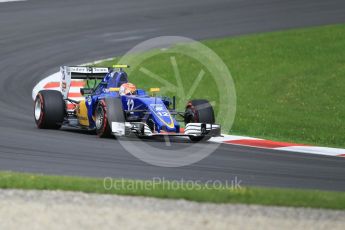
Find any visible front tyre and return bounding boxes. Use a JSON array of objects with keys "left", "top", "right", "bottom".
[
  {"left": 95, "top": 101, "right": 112, "bottom": 138},
  {"left": 34, "top": 90, "right": 65, "bottom": 129},
  {"left": 95, "top": 98, "right": 126, "bottom": 138},
  {"left": 184, "top": 99, "right": 215, "bottom": 142}
]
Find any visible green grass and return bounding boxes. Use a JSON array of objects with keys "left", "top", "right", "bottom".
[
  {"left": 1, "top": 171, "right": 345, "bottom": 210},
  {"left": 95, "top": 24, "right": 345, "bottom": 148}
]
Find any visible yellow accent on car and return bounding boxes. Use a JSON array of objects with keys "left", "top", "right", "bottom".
[
  {"left": 113, "top": 64, "right": 130, "bottom": 68},
  {"left": 109, "top": 87, "right": 120, "bottom": 92},
  {"left": 161, "top": 116, "right": 175, "bottom": 129},
  {"left": 76, "top": 100, "right": 89, "bottom": 126},
  {"left": 149, "top": 88, "right": 160, "bottom": 93}
]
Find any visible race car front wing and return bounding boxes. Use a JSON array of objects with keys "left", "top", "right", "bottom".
[{"left": 111, "top": 122, "right": 221, "bottom": 137}]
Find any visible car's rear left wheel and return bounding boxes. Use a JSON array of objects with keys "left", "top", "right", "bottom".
[{"left": 34, "top": 90, "right": 65, "bottom": 129}]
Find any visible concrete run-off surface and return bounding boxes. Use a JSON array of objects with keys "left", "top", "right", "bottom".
[{"left": 0, "top": 189, "right": 344, "bottom": 230}]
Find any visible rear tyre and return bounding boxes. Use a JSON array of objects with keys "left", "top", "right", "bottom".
[
  {"left": 34, "top": 90, "right": 65, "bottom": 129},
  {"left": 184, "top": 99, "right": 215, "bottom": 142}
]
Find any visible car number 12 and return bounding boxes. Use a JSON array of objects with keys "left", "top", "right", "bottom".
[{"left": 157, "top": 111, "right": 169, "bottom": 117}]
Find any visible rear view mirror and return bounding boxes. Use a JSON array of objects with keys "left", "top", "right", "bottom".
[{"left": 80, "top": 88, "right": 94, "bottom": 95}]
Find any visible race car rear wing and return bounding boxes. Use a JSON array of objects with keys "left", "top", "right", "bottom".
[{"left": 60, "top": 66, "right": 110, "bottom": 99}]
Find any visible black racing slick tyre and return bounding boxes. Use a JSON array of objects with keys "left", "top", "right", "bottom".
[
  {"left": 95, "top": 100, "right": 112, "bottom": 138},
  {"left": 34, "top": 90, "right": 65, "bottom": 129},
  {"left": 95, "top": 98, "right": 125, "bottom": 138},
  {"left": 184, "top": 99, "right": 215, "bottom": 142}
]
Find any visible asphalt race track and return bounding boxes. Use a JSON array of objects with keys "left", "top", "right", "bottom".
[{"left": 0, "top": 0, "right": 345, "bottom": 191}]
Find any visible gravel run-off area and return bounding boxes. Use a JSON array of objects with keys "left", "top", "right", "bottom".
[{"left": 0, "top": 189, "right": 344, "bottom": 230}]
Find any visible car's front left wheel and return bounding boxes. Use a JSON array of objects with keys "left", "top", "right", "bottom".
[
  {"left": 95, "top": 101, "right": 112, "bottom": 138},
  {"left": 95, "top": 98, "right": 125, "bottom": 138}
]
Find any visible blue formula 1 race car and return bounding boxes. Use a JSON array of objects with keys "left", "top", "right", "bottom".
[{"left": 34, "top": 65, "right": 221, "bottom": 142}]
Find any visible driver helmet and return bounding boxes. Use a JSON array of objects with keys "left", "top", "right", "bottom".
[{"left": 119, "top": 83, "right": 137, "bottom": 96}]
